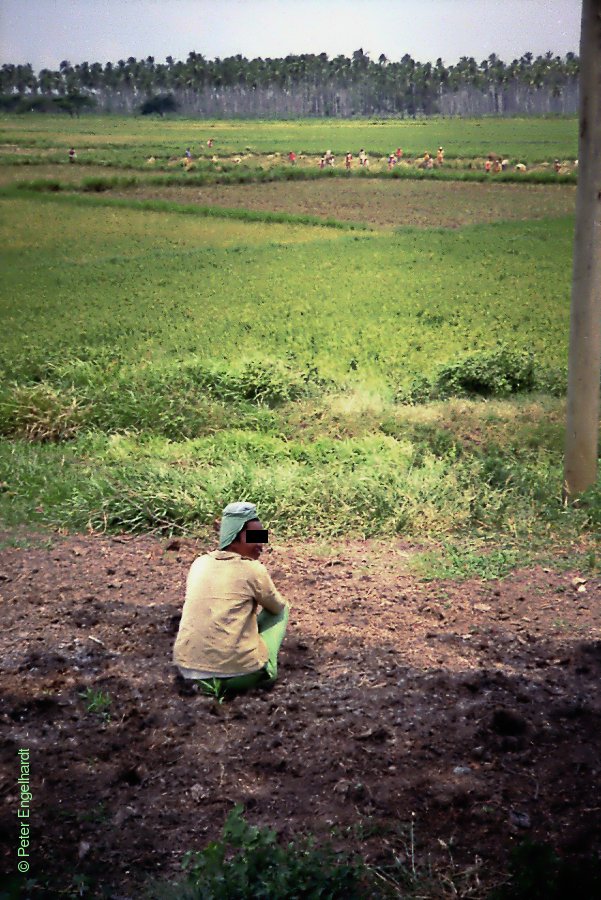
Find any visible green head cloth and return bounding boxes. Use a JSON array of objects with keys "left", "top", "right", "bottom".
[{"left": 219, "top": 501, "right": 259, "bottom": 550}]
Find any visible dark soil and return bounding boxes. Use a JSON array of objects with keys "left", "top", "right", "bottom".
[{"left": 1, "top": 532, "right": 600, "bottom": 897}]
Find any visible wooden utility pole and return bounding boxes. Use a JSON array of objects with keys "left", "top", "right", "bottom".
[{"left": 564, "top": 0, "right": 601, "bottom": 499}]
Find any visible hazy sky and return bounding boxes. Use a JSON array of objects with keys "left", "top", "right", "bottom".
[{"left": 0, "top": 0, "right": 581, "bottom": 71}]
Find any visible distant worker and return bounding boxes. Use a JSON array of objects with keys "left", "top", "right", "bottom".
[
  {"left": 395, "top": 147, "right": 403, "bottom": 161},
  {"left": 288, "top": 150, "right": 297, "bottom": 165},
  {"left": 68, "top": 147, "right": 76, "bottom": 163},
  {"left": 185, "top": 147, "right": 192, "bottom": 159},
  {"left": 554, "top": 158, "right": 561, "bottom": 173},
  {"left": 388, "top": 152, "right": 396, "bottom": 170},
  {"left": 515, "top": 162, "right": 527, "bottom": 172},
  {"left": 492, "top": 158, "right": 501, "bottom": 174},
  {"left": 345, "top": 152, "right": 352, "bottom": 171},
  {"left": 207, "top": 138, "right": 214, "bottom": 148},
  {"left": 501, "top": 158, "right": 509, "bottom": 171},
  {"left": 484, "top": 159, "right": 492, "bottom": 173},
  {"left": 324, "top": 149, "right": 335, "bottom": 167},
  {"left": 421, "top": 151, "right": 433, "bottom": 170},
  {"left": 358, "top": 148, "right": 367, "bottom": 166},
  {"left": 436, "top": 146, "right": 444, "bottom": 165},
  {"left": 319, "top": 155, "right": 326, "bottom": 169}
]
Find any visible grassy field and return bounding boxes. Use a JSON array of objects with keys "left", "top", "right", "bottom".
[
  {"left": 0, "top": 114, "right": 578, "bottom": 162},
  {"left": 1, "top": 115, "right": 598, "bottom": 552},
  {"left": 0, "top": 196, "right": 572, "bottom": 377}
]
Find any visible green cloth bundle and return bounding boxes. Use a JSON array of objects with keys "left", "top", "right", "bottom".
[{"left": 218, "top": 501, "right": 259, "bottom": 550}]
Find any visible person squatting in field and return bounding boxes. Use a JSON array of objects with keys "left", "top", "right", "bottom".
[{"left": 173, "top": 502, "right": 289, "bottom": 695}]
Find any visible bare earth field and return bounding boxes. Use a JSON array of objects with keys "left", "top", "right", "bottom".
[
  {"left": 112, "top": 179, "right": 576, "bottom": 229},
  {"left": 1, "top": 533, "right": 600, "bottom": 896}
]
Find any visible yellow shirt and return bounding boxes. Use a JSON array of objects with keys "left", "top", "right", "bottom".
[{"left": 173, "top": 550, "right": 286, "bottom": 676}]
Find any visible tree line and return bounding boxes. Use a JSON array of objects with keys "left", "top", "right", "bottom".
[{"left": 0, "top": 49, "right": 579, "bottom": 118}]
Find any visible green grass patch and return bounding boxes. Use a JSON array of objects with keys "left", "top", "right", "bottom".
[
  {"left": 1, "top": 156, "right": 597, "bottom": 548},
  {"left": 0, "top": 198, "right": 573, "bottom": 388},
  {"left": 0, "top": 114, "right": 578, "bottom": 162},
  {"left": 0, "top": 356, "right": 326, "bottom": 440},
  {"left": 1, "top": 407, "right": 597, "bottom": 543},
  {"left": 410, "top": 539, "right": 531, "bottom": 581},
  {"left": 176, "top": 804, "right": 372, "bottom": 898}
]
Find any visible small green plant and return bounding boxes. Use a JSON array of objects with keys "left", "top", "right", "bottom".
[
  {"left": 434, "top": 347, "right": 537, "bottom": 399},
  {"left": 411, "top": 540, "right": 528, "bottom": 581},
  {"left": 175, "top": 804, "right": 373, "bottom": 899},
  {"left": 197, "top": 678, "right": 228, "bottom": 704},
  {"left": 79, "top": 687, "right": 112, "bottom": 720}
]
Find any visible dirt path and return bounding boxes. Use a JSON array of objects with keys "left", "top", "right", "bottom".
[{"left": 1, "top": 533, "right": 600, "bottom": 896}]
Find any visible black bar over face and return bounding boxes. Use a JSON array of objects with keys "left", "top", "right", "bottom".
[{"left": 245, "top": 529, "right": 269, "bottom": 543}]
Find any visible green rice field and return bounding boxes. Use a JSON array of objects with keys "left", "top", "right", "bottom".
[
  {"left": 0, "top": 114, "right": 578, "bottom": 162},
  {"left": 1, "top": 114, "right": 598, "bottom": 551}
]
